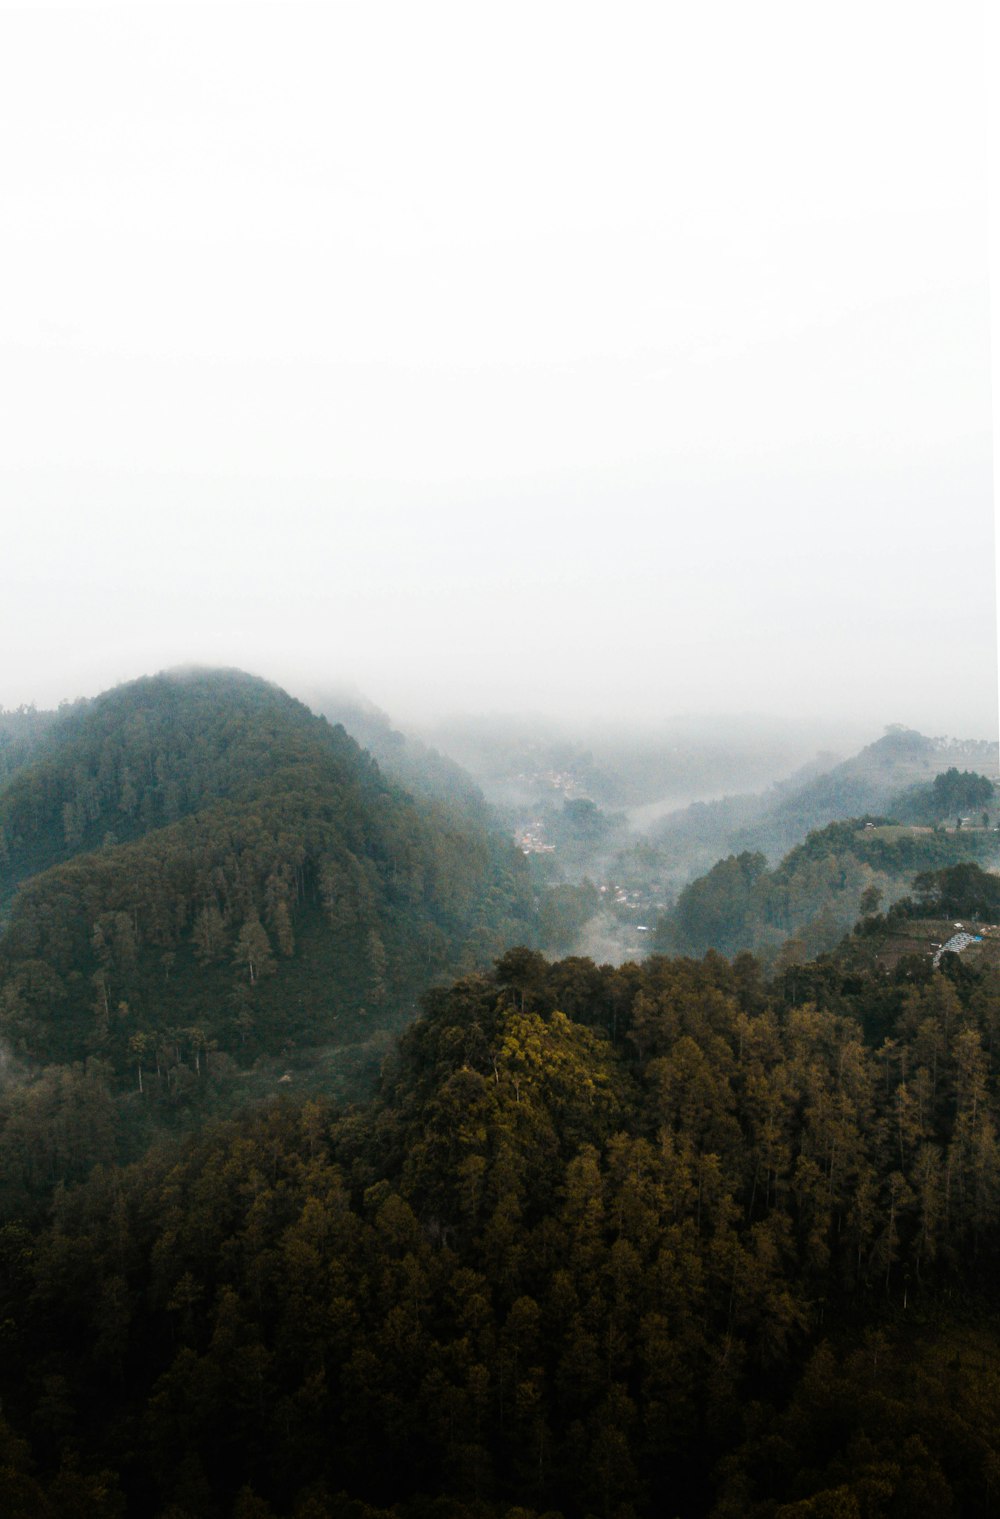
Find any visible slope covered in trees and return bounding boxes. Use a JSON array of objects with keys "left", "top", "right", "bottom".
[
  {"left": 0, "top": 669, "right": 536, "bottom": 1078},
  {"left": 3, "top": 944, "right": 1000, "bottom": 1515},
  {"left": 0, "top": 703, "right": 58, "bottom": 791},
  {"left": 655, "top": 816, "right": 1000, "bottom": 964},
  {"left": 890, "top": 766, "right": 997, "bottom": 826},
  {"left": 646, "top": 729, "right": 999, "bottom": 886},
  {"left": 307, "top": 686, "right": 494, "bottom": 830},
  {"left": 0, "top": 668, "right": 382, "bottom": 895},
  {"left": 4, "top": 679, "right": 1000, "bottom": 1518}
]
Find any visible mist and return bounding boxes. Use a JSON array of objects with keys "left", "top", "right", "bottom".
[
  {"left": 4, "top": 468, "right": 996, "bottom": 746},
  {"left": 1, "top": 0, "right": 996, "bottom": 747}
]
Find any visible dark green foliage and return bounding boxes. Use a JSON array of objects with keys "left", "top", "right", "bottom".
[
  {"left": 537, "top": 880, "right": 600, "bottom": 952},
  {"left": 0, "top": 704, "right": 58, "bottom": 789},
  {"left": 655, "top": 818, "right": 1000, "bottom": 964},
  {"left": 558, "top": 797, "right": 616, "bottom": 843},
  {"left": 3, "top": 679, "right": 1000, "bottom": 1516},
  {"left": 0, "top": 669, "right": 536, "bottom": 1077},
  {"left": 659, "top": 850, "right": 767, "bottom": 956},
  {"left": 0, "top": 668, "right": 373, "bottom": 896},
  {"left": 893, "top": 767, "right": 996, "bottom": 826},
  {"left": 910, "top": 862, "right": 1000, "bottom": 921},
  {"left": 712, "top": 1322, "right": 1000, "bottom": 1517},
  {"left": 3, "top": 948, "right": 1000, "bottom": 1514}
]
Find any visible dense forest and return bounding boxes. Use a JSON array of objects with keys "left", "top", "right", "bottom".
[
  {"left": 467, "top": 726, "right": 999, "bottom": 966},
  {"left": 0, "top": 671, "right": 535, "bottom": 1084},
  {"left": 306, "top": 689, "right": 495, "bottom": 832},
  {"left": 654, "top": 814, "right": 1000, "bottom": 965},
  {"left": 4, "top": 928, "right": 1000, "bottom": 1515},
  {"left": 0, "top": 704, "right": 58, "bottom": 790},
  {"left": 642, "top": 730, "right": 999, "bottom": 889},
  {"left": 3, "top": 673, "right": 1000, "bottom": 1518}
]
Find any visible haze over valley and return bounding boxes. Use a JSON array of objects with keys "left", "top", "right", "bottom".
[
  {"left": 2, "top": 0, "right": 1000, "bottom": 1515},
  {"left": 3, "top": 660, "right": 1000, "bottom": 1518}
]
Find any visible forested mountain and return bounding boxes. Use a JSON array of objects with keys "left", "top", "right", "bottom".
[
  {"left": 418, "top": 712, "right": 834, "bottom": 815},
  {"left": 0, "top": 669, "right": 536, "bottom": 1080},
  {"left": 4, "top": 942, "right": 1000, "bottom": 1515},
  {"left": 655, "top": 815, "right": 1000, "bottom": 964},
  {"left": 891, "top": 766, "right": 997, "bottom": 826},
  {"left": 4, "top": 678, "right": 1000, "bottom": 1518},
  {"left": 306, "top": 686, "right": 493, "bottom": 828},
  {"left": 0, "top": 668, "right": 374, "bottom": 894},
  {"left": 0, "top": 703, "right": 58, "bottom": 790},
  {"left": 756, "top": 728, "right": 998, "bottom": 852},
  {"left": 648, "top": 727, "right": 999, "bottom": 883}
]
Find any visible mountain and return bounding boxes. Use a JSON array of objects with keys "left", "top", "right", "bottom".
[
  {"left": 0, "top": 703, "right": 58, "bottom": 790},
  {"left": 416, "top": 710, "right": 837, "bottom": 814},
  {"left": 304, "top": 685, "right": 493, "bottom": 827},
  {"left": 751, "top": 726, "right": 999, "bottom": 853},
  {"left": 648, "top": 726, "right": 1000, "bottom": 880},
  {"left": 0, "top": 668, "right": 536, "bottom": 1076},
  {"left": 654, "top": 812, "right": 1000, "bottom": 964}
]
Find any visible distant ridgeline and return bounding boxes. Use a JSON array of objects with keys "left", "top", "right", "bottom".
[
  {"left": 0, "top": 669, "right": 535, "bottom": 1071},
  {"left": 648, "top": 726, "right": 1000, "bottom": 878},
  {"left": 655, "top": 809, "right": 1000, "bottom": 963},
  {"left": 3, "top": 685, "right": 1000, "bottom": 1515},
  {"left": 0, "top": 703, "right": 58, "bottom": 789},
  {"left": 308, "top": 687, "right": 495, "bottom": 829},
  {"left": 891, "top": 765, "right": 996, "bottom": 825}
]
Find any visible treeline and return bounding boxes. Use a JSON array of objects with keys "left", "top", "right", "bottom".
[
  {"left": 0, "top": 671, "right": 536, "bottom": 1076},
  {"left": 4, "top": 945, "right": 1000, "bottom": 1515},
  {"left": 646, "top": 731, "right": 998, "bottom": 885},
  {"left": 0, "top": 670, "right": 379, "bottom": 893},
  {"left": 0, "top": 703, "right": 57, "bottom": 789},
  {"left": 890, "top": 861, "right": 1000, "bottom": 924},
  {"left": 656, "top": 818, "right": 1000, "bottom": 963},
  {"left": 893, "top": 767, "right": 996, "bottom": 827},
  {"left": 311, "top": 689, "right": 495, "bottom": 831}
]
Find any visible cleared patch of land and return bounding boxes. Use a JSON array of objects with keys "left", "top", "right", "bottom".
[{"left": 875, "top": 917, "right": 1000, "bottom": 971}]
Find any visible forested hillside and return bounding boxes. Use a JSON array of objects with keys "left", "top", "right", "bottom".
[
  {"left": 891, "top": 766, "right": 997, "bottom": 826},
  {"left": 647, "top": 728, "right": 999, "bottom": 886},
  {"left": 459, "top": 723, "right": 999, "bottom": 967},
  {"left": 655, "top": 815, "right": 1000, "bottom": 964},
  {"left": 4, "top": 942, "right": 1000, "bottom": 1515},
  {"left": 0, "top": 703, "right": 57, "bottom": 790},
  {"left": 4, "top": 673, "right": 1000, "bottom": 1518},
  {"left": 0, "top": 669, "right": 388, "bottom": 894},
  {"left": 0, "top": 670, "right": 536, "bottom": 1080},
  {"left": 753, "top": 727, "right": 996, "bottom": 849},
  {"left": 307, "top": 688, "right": 494, "bottom": 829}
]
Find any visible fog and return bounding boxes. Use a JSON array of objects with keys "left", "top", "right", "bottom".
[{"left": 1, "top": 0, "right": 996, "bottom": 744}]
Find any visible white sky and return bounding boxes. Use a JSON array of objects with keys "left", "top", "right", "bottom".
[{"left": 1, "top": 0, "right": 996, "bottom": 738}]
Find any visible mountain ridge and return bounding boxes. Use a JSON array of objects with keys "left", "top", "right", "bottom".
[{"left": 0, "top": 666, "right": 536, "bottom": 1076}]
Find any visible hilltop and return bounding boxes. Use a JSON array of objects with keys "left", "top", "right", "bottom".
[
  {"left": 304, "top": 684, "right": 493, "bottom": 827},
  {"left": 649, "top": 725, "right": 999, "bottom": 879},
  {"left": 0, "top": 667, "right": 535, "bottom": 1085},
  {"left": 654, "top": 815, "right": 1000, "bottom": 965},
  {"left": 0, "top": 702, "right": 58, "bottom": 789}
]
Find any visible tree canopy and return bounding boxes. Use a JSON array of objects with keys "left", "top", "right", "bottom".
[{"left": 2, "top": 943, "right": 1000, "bottom": 1515}]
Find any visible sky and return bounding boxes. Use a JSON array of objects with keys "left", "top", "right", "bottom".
[{"left": 1, "top": 0, "right": 997, "bottom": 740}]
